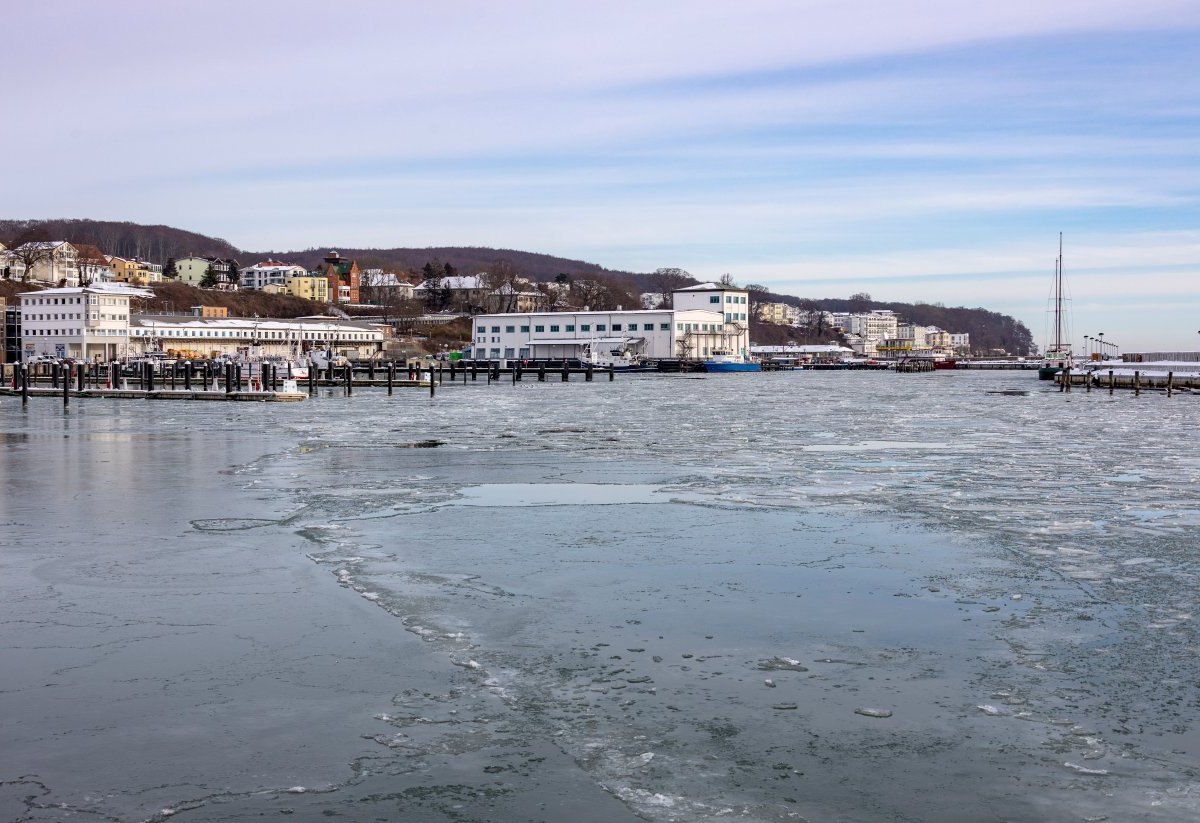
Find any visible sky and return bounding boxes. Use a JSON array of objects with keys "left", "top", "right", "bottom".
[{"left": 7, "top": 0, "right": 1200, "bottom": 351}]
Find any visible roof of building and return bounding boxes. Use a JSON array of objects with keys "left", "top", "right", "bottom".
[
  {"left": 20, "top": 283, "right": 153, "bottom": 298},
  {"left": 676, "top": 282, "right": 744, "bottom": 292},
  {"left": 415, "top": 275, "right": 488, "bottom": 291}
]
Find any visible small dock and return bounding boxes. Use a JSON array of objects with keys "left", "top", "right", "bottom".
[
  {"left": 1054, "top": 364, "right": 1200, "bottom": 396},
  {"left": 0, "top": 387, "right": 306, "bottom": 402}
]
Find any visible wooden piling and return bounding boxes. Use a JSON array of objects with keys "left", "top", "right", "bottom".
[
  {"left": 586, "top": 364, "right": 594, "bottom": 382},
  {"left": 62, "top": 365, "right": 70, "bottom": 408},
  {"left": 307, "top": 363, "right": 315, "bottom": 394},
  {"left": 429, "top": 367, "right": 436, "bottom": 398},
  {"left": 387, "top": 362, "right": 394, "bottom": 395},
  {"left": 76, "top": 364, "right": 85, "bottom": 393},
  {"left": 609, "top": 367, "right": 615, "bottom": 381},
  {"left": 1108, "top": 369, "right": 1114, "bottom": 395},
  {"left": 345, "top": 364, "right": 352, "bottom": 396},
  {"left": 1167, "top": 371, "right": 1174, "bottom": 397},
  {"left": 1134, "top": 371, "right": 1140, "bottom": 396},
  {"left": 538, "top": 364, "right": 546, "bottom": 382},
  {"left": 21, "top": 365, "right": 28, "bottom": 405}
]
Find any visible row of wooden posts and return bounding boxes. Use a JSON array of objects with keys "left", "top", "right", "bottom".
[
  {"left": 4, "top": 357, "right": 617, "bottom": 406},
  {"left": 1057, "top": 367, "right": 1196, "bottom": 397}
]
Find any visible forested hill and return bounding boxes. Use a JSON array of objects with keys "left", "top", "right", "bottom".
[
  {"left": 0, "top": 219, "right": 241, "bottom": 262},
  {"left": 0, "top": 219, "right": 635, "bottom": 281},
  {"left": 750, "top": 291, "right": 1034, "bottom": 355}
]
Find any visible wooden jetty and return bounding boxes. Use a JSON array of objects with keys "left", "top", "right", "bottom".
[{"left": 1054, "top": 365, "right": 1200, "bottom": 396}]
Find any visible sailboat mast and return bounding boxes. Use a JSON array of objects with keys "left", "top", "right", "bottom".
[{"left": 1054, "top": 232, "right": 1064, "bottom": 352}]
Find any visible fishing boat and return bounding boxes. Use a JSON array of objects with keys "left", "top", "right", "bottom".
[
  {"left": 1038, "top": 233, "right": 1073, "bottom": 380},
  {"left": 703, "top": 350, "right": 761, "bottom": 372}
]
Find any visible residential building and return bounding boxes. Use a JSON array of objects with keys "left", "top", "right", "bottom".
[
  {"left": 8, "top": 241, "right": 79, "bottom": 287},
  {"left": 831, "top": 310, "right": 898, "bottom": 343},
  {"left": 19, "top": 284, "right": 147, "bottom": 361},
  {"left": 413, "top": 275, "right": 489, "bottom": 312},
  {"left": 949, "top": 332, "right": 971, "bottom": 354},
  {"left": 175, "top": 256, "right": 239, "bottom": 288},
  {"left": 487, "top": 282, "right": 547, "bottom": 313},
  {"left": 73, "top": 243, "right": 113, "bottom": 285},
  {"left": 239, "top": 260, "right": 308, "bottom": 291},
  {"left": 313, "top": 251, "right": 360, "bottom": 303},
  {"left": 360, "top": 270, "right": 415, "bottom": 304},
  {"left": 285, "top": 275, "right": 330, "bottom": 303},
  {"left": 759, "top": 301, "right": 800, "bottom": 325},
  {"left": 108, "top": 256, "right": 163, "bottom": 286}
]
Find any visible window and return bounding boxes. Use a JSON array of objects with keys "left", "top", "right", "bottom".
[
  {"left": 643, "top": 323, "right": 653, "bottom": 331},
  {"left": 520, "top": 325, "right": 530, "bottom": 333},
  {"left": 505, "top": 325, "right": 515, "bottom": 333},
  {"left": 534, "top": 325, "right": 545, "bottom": 333},
  {"left": 491, "top": 326, "right": 500, "bottom": 333},
  {"left": 612, "top": 323, "right": 622, "bottom": 331},
  {"left": 725, "top": 313, "right": 732, "bottom": 322},
  {"left": 710, "top": 295, "right": 720, "bottom": 303},
  {"left": 550, "top": 325, "right": 560, "bottom": 333},
  {"left": 596, "top": 324, "right": 606, "bottom": 331},
  {"left": 726, "top": 296, "right": 732, "bottom": 303},
  {"left": 660, "top": 323, "right": 670, "bottom": 330},
  {"left": 519, "top": 347, "right": 531, "bottom": 358},
  {"left": 565, "top": 324, "right": 575, "bottom": 332},
  {"left": 490, "top": 348, "right": 501, "bottom": 358},
  {"left": 477, "top": 325, "right": 486, "bottom": 333},
  {"left": 580, "top": 324, "right": 590, "bottom": 332},
  {"left": 504, "top": 347, "right": 515, "bottom": 358}
]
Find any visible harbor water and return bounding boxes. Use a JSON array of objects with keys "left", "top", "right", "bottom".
[{"left": 1, "top": 370, "right": 1197, "bottom": 822}]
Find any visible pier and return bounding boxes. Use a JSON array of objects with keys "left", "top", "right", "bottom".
[{"left": 1054, "top": 363, "right": 1200, "bottom": 396}]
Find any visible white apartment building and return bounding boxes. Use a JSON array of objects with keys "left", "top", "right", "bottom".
[
  {"left": 7, "top": 241, "right": 80, "bottom": 287},
  {"left": 949, "top": 332, "right": 971, "bottom": 353},
  {"left": 832, "top": 310, "right": 898, "bottom": 343},
  {"left": 19, "top": 284, "right": 148, "bottom": 361},
  {"left": 469, "top": 284, "right": 752, "bottom": 364},
  {"left": 239, "top": 260, "right": 308, "bottom": 290}
]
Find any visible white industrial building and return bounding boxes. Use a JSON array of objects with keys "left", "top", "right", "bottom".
[
  {"left": 469, "top": 283, "right": 751, "bottom": 364},
  {"left": 129, "top": 315, "right": 386, "bottom": 359}
]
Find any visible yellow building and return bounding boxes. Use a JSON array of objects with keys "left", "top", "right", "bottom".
[{"left": 286, "top": 275, "right": 330, "bottom": 302}]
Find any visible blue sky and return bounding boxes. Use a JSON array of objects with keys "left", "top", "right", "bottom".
[{"left": 8, "top": 0, "right": 1200, "bottom": 350}]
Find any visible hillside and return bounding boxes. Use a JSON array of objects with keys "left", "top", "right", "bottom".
[
  {"left": 2, "top": 218, "right": 1033, "bottom": 353},
  {"left": 0, "top": 219, "right": 240, "bottom": 262}
]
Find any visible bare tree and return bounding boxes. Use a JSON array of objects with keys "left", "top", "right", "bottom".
[
  {"left": 7, "top": 229, "right": 55, "bottom": 283},
  {"left": 483, "top": 259, "right": 524, "bottom": 313},
  {"left": 649, "top": 267, "right": 693, "bottom": 309},
  {"left": 744, "top": 282, "right": 771, "bottom": 322}
]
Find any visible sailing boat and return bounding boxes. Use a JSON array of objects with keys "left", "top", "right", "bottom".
[{"left": 1038, "top": 234, "right": 1073, "bottom": 380}]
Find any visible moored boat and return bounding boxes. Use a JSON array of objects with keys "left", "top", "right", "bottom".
[
  {"left": 1038, "top": 234, "right": 1073, "bottom": 380},
  {"left": 703, "top": 350, "right": 761, "bottom": 372}
]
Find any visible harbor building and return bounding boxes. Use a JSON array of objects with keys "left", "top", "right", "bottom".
[
  {"left": 128, "top": 314, "right": 386, "bottom": 360},
  {"left": 18, "top": 284, "right": 145, "bottom": 361},
  {"left": 469, "top": 283, "right": 750, "bottom": 364}
]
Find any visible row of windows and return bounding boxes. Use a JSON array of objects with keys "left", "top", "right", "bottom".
[
  {"left": 706, "top": 295, "right": 748, "bottom": 304},
  {"left": 478, "top": 322, "right": 671, "bottom": 334},
  {"left": 24, "top": 296, "right": 127, "bottom": 306},
  {"left": 725, "top": 313, "right": 747, "bottom": 322},
  {"left": 129, "top": 329, "right": 378, "bottom": 340}
]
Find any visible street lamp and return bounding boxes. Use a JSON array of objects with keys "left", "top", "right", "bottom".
[{"left": 1097, "top": 332, "right": 1105, "bottom": 361}]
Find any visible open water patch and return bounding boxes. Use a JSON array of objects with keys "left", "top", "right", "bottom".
[{"left": 453, "top": 483, "right": 663, "bottom": 507}]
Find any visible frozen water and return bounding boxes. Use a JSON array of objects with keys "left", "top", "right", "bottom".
[{"left": 2, "top": 370, "right": 1198, "bottom": 822}]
